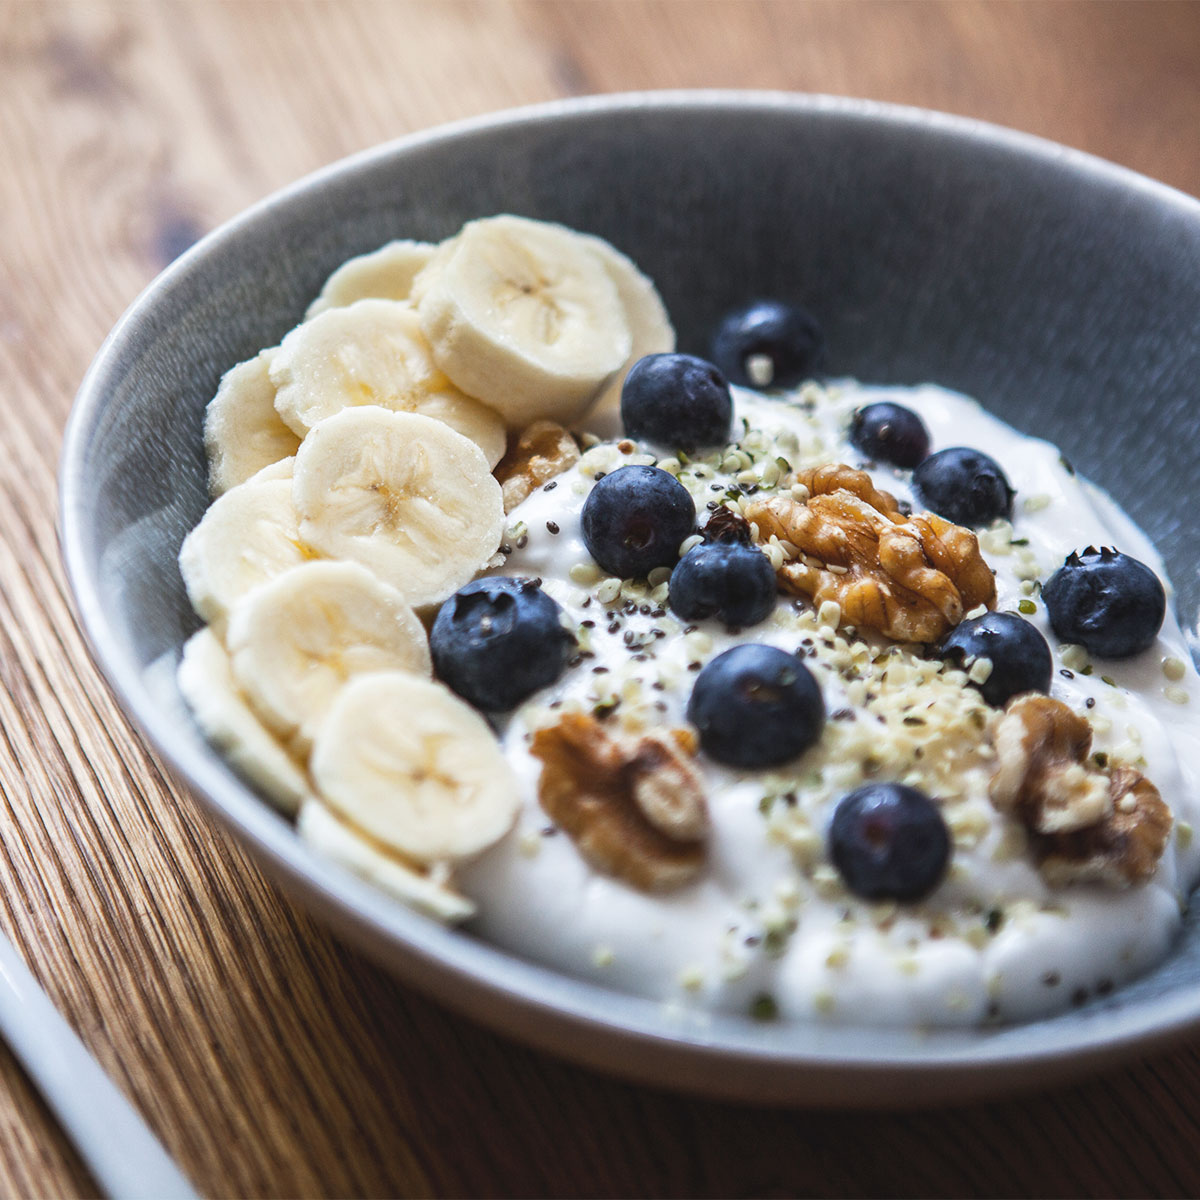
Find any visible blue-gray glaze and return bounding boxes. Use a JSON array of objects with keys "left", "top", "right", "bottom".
[{"left": 59, "top": 94, "right": 1200, "bottom": 1106}]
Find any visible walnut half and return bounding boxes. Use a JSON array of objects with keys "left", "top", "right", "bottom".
[
  {"left": 493, "top": 420, "right": 580, "bottom": 513},
  {"left": 990, "top": 695, "right": 1110, "bottom": 834},
  {"left": 530, "top": 713, "right": 708, "bottom": 891},
  {"left": 989, "top": 695, "right": 1171, "bottom": 887},
  {"left": 745, "top": 463, "right": 996, "bottom": 643}
]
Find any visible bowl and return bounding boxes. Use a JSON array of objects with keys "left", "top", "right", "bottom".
[{"left": 60, "top": 91, "right": 1200, "bottom": 1106}]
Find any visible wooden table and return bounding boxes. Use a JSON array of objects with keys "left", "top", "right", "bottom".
[{"left": 7, "top": 2, "right": 1200, "bottom": 1195}]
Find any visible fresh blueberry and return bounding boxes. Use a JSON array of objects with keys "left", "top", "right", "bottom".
[
  {"left": 581, "top": 465, "right": 695, "bottom": 579},
  {"left": 912, "top": 447, "right": 1014, "bottom": 526},
  {"left": 829, "top": 783, "right": 950, "bottom": 903},
  {"left": 1042, "top": 547, "right": 1166, "bottom": 659},
  {"left": 620, "top": 353, "right": 732, "bottom": 450},
  {"left": 937, "top": 611, "right": 1053, "bottom": 707},
  {"left": 686, "top": 644, "right": 824, "bottom": 767},
  {"left": 668, "top": 542, "right": 777, "bottom": 627},
  {"left": 430, "top": 577, "right": 574, "bottom": 711},
  {"left": 849, "top": 402, "right": 930, "bottom": 468},
  {"left": 709, "top": 300, "right": 825, "bottom": 390},
  {"left": 701, "top": 506, "right": 753, "bottom": 544}
]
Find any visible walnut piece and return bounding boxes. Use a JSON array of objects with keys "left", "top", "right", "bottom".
[
  {"left": 989, "top": 695, "right": 1171, "bottom": 886},
  {"left": 1038, "top": 767, "right": 1173, "bottom": 888},
  {"left": 530, "top": 713, "right": 708, "bottom": 891},
  {"left": 745, "top": 463, "right": 996, "bottom": 642},
  {"left": 990, "top": 695, "right": 1110, "bottom": 834},
  {"left": 493, "top": 420, "right": 580, "bottom": 513}
]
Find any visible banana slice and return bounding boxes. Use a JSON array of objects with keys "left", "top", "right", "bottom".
[
  {"left": 413, "top": 214, "right": 632, "bottom": 429},
  {"left": 177, "top": 629, "right": 310, "bottom": 815},
  {"left": 204, "top": 349, "right": 302, "bottom": 496},
  {"left": 271, "top": 299, "right": 505, "bottom": 467},
  {"left": 245, "top": 455, "right": 294, "bottom": 484},
  {"left": 577, "top": 233, "right": 676, "bottom": 439},
  {"left": 310, "top": 671, "right": 520, "bottom": 864},
  {"left": 305, "top": 239, "right": 436, "bottom": 318},
  {"left": 178, "top": 477, "right": 315, "bottom": 632},
  {"left": 297, "top": 799, "right": 476, "bottom": 923},
  {"left": 226, "top": 560, "right": 432, "bottom": 755},
  {"left": 292, "top": 406, "right": 504, "bottom": 610}
]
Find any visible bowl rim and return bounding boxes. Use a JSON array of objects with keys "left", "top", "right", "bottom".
[{"left": 59, "top": 89, "right": 1200, "bottom": 1105}]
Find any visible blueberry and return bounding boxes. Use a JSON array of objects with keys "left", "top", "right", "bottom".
[
  {"left": 581, "top": 465, "right": 695, "bottom": 579},
  {"left": 701, "top": 506, "right": 753, "bottom": 545},
  {"left": 829, "top": 783, "right": 950, "bottom": 903},
  {"left": 668, "top": 542, "right": 777, "bottom": 627},
  {"left": 686, "top": 644, "right": 824, "bottom": 767},
  {"left": 710, "top": 300, "right": 825, "bottom": 390},
  {"left": 937, "top": 611, "right": 1053, "bottom": 707},
  {"left": 430, "top": 577, "right": 574, "bottom": 711},
  {"left": 1042, "top": 547, "right": 1166, "bottom": 659},
  {"left": 620, "top": 353, "right": 732, "bottom": 450},
  {"left": 849, "top": 402, "right": 930, "bottom": 469},
  {"left": 912, "top": 447, "right": 1014, "bottom": 526}
]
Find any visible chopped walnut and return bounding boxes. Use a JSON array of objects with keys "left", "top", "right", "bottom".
[
  {"left": 1039, "top": 767, "right": 1172, "bottom": 887},
  {"left": 745, "top": 463, "right": 996, "bottom": 642},
  {"left": 990, "top": 695, "right": 1110, "bottom": 834},
  {"left": 530, "top": 713, "right": 708, "bottom": 891},
  {"left": 989, "top": 695, "right": 1171, "bottom": 886},
  {"left": 494, "top": 420, "right": 580, "bottom": 513}
]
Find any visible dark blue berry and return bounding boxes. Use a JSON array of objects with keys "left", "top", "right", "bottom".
[
  {"left": 829, "top": 783, "right": 950, "bottom": 902},
  {"left": 686, "top": 644, "right": 824, "bottom": 767},
  {"left": 620, "top": 353, "right": 732, "bottom": 450},
  {"left": 668, "top": 542, "right": 777, "bottom": 627},
  {"left": 849, "top": 402, "right": 930, "bottom": 468},
  {"left": 581, "top": 465, "right": 695, "bottom": 579},
  {"left": 710, "top": 300, "right": 825, "bottom": 389},
  {"left": 701, "top": 507, "right": 753, "bottom": 544},
  {"left": 1042, "top": 547, "right": 1166, "bottom": 659},
  {"left": 937, "top": 611, "right": 1053, "bottom": 707},
  {"left": 912, "top": 447, "right": 1014, "bottom": 526},
  {"left": 430, "top": 577, "right": 574, "bottom": 711}
]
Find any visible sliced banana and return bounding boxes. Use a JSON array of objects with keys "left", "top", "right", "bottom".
[
  {"left": 413, "top": 214, "right": 632, "bottom": 429},
  {"left": 305, "top": 239, "right": 436, "bottom": 318},
  {"left": 226, "top": 560, "right": 432, "bottom": 755},
  {"left": 178, "top": 477, "right": 315, "bottom": 632},
  {"left": 245, "top": 455, "right": 294, "bottom": 484},
  {"left": 271, "top": 299, "right": 505, "bottom": 467},
  {"left": 297, "top": 799, "right": 476, "bottom": 923},
  {"left": 577, "top": 233, "right": 676, "bottom": 438},
  {"left": 310, "top": 671, "right": 520, "bottom": 864},
  {"left": 204, "top": 349, "right": 302, "bottom": 496},
  {"left": 177, "top": 629, "right": 310, "bottom": 815},
  {"left": 292, "top": 406, "right": 504, "bottom": 610}
]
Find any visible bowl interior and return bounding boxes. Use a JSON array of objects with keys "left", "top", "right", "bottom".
[{"left": 61, "top": 93, "right": 1200, "bottom": 1104}]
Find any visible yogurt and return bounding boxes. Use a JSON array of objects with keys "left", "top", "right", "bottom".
[{"left": 459, "top": 381, "right": 1200, "bottom": 1027}]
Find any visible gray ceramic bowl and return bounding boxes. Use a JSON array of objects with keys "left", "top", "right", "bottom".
[{"left": 61, "top": 92, "right": 1200, "bottom": 1106}]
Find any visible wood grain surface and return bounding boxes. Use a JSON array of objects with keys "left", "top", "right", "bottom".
[{"left": 6, "top": 2, "right": 1200, "bottom": 1196}]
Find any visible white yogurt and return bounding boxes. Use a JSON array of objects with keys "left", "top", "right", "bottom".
[{"left": 458, "top": 381, "right": 1200, "bottom": 1027}]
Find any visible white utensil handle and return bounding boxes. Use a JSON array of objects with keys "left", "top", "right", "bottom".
[{"left": 0, "top": 933, "right": 200, "bottom": 1199}]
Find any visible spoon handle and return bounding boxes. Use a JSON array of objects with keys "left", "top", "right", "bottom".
[{"left": 0, "top": 931, "right": 201, "bottom": 1199}]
